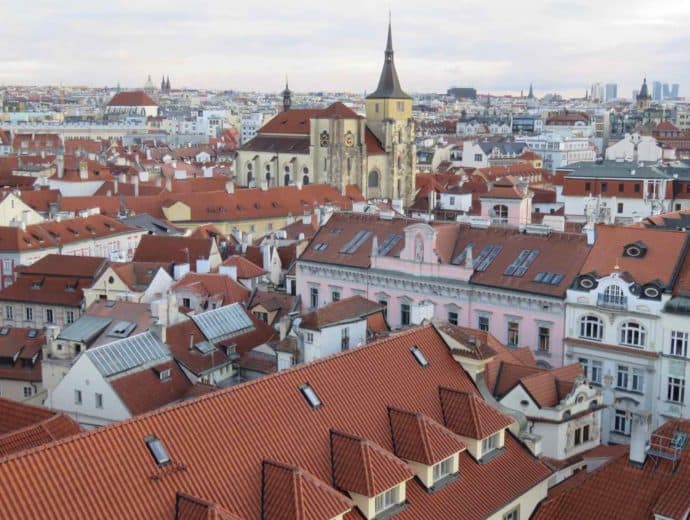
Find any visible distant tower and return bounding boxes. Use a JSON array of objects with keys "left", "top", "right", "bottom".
[
  {"left": 282, "top": 77, "right": 292, "bottom": 112},
  {"left": 161, "top": 75, "right": 166, "bottom": 91},
  {"left": 144, "top": 74, "right": 155, "bottom": 94},
  {"left": 166, "top": 76, "right": 171, "bottom": 92},
  {"left": 637, "top": 77, "right": 652, "bottom": 110},
  {"left": 527, "top": 83, "right": 534, "bottom": 99}
]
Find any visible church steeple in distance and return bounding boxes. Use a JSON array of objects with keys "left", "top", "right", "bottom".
[
  {"left": 527, "top": 83, "right": 534, "bottom": 99},
  {"left": 366, "top": 15, "right": 411, "bottom": 101},
  {"left": 282, "top": 76, "right": 292, "bottom": 112}
]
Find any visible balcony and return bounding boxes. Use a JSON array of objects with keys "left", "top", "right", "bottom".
[{"left": 597, "top": 293, "right": 627, "bottom": 310}]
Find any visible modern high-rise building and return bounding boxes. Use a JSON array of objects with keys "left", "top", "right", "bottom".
[
  {"left": 672, "top": 83, "right": 680, "bottom": 98},
  {"left": 605, "top": 83, "right": 618, "bottom": 101},
  {"left": 663, "top": 83, "right": 671, "bottom": 99},
  {"left": 652, "top": 81, "right": 662, "bottom": 101},
  {"left": 590, "top": 82, "right": 604, "bottom": 102}
]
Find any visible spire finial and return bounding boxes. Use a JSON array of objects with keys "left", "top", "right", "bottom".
[{"left": 386, "top": 11, "right": 393, "bottom": 53}]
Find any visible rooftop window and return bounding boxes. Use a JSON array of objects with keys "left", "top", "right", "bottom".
[
  {"left": 145, "top": 435, "right": 171, "bottom": 466},
  {"left": 410, "top": 346, "right": 429, "bottom": 367},
  {"left": 299, "top": 383, "right": 322, "bottom": 409}
]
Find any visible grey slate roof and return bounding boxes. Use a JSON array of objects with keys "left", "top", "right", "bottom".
[
  {"left": 58, "top": 316, "right": 112, "bottom": 343},
  {"left": 366, "top": 21, "right": 411, "bottom": 100},
  {"left": 478, "top": 142, "right": 527, "bottom": 156},
  {"left": 564, "top": 160, "right": 688, "bottom": 180},
  {"left": 86, "top": 331, "right": 170, "bottom": 378},
  {"left": 121, "top": 214, "right": 184, "bottom": 236},
  {"left": 191, "top": 303, "right": 255, "bottom": 342}
]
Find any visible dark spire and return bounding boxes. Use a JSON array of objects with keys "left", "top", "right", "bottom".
[
  {"left": 527, "top": 83, "right": 534, "bottom": 99},
  {"left": 366, "top": 15, "right": 411, "bottom": 100},
  {"left": 166, "top": 76, "right": 171, "bottom": 91},
  {"left": 161, "top": 75, "right": 165, "bottom": 91},
  {"left": 282, "top": 76, "right": 292, "bottom": 112},
  {"left": 638, "top": 77, "right": 650, "bottom": 100}
]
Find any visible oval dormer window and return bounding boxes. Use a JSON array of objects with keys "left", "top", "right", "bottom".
[
  {"left": 580, "top": 277, "right": 595, "bottom": 289},
  {"left": 625, "top": 245, "right": 642, "bottom": 257},
  {"left": 643, "top": 286, "right": 660, "bottom": 298}
]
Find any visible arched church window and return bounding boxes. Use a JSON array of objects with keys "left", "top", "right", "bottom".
[
  {"left": 368, "top": 170, "right": 380, "bottom": 188},
  {"left": 303, "top": 175, "right": 310, "bottom": 185}
]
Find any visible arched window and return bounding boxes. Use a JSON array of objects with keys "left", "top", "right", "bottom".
[
  {"left": 603, "top": 285, "right": 625, "bottom": 307},
  {"left": 493, "top": 204, "right": 508, "bottom": 224},
  {"left": 303, "top": 174, "right": 310, "bottom": 185},
  {"left": 579, "top": 315, "right": 603, "bottom": 341},
  {"left": 414, "top": 234, "right": 424, "bottom": 263},
  {"left": 620, "top": 322, "right": 646, "bottom": 347},
  {"left": 284, "top": 173, "right": 290, "bottom": 186},
  {"left": 368, "top": 170, "right": 380, "bottom": 188}
]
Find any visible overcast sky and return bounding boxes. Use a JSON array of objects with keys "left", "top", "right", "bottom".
[{"left": 2, "top": 0, "right": 689, "bottom": 98}]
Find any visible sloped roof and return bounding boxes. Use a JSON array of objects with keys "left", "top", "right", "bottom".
[
  {"left": 299, "top": 296, "right": 385, "bottom": 331},
  {"left": 0, "top": 409, "right": 80, "bottom": 458},
  {"left": 222, "top": 255, "right": 267, "bottom": 279},
  {"left": 0, "top": 325, "right": 550, "bottom": 519},
  {"left": 439, "top": 387, "right": 515, "bottom": 440},
  {"left": 107, "top": 91, "right": 158, "bottom": 107}
]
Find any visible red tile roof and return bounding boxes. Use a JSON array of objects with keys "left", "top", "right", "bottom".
[
  {"left": 258, "top": 103, "right": 361, "bottom": 135},
  {"left": 107, "top": 91, "right": 158, "bottom": 107},
  {"left": 222, "top": 255, "right": 267, "bottom": 279},
  {"left": 439, "top": 387, "right": 515, "bottom": 439},
  {"left": 535, "top": 420, "right": 690, "bottom": 520},
  {"left": 0, "top": 413, "right": 81, "bottom": 458},
  {"left": 133, "top": 235, "right": 214, "bottom": 267},
  {"left": 299, "top": 296, "right": 385, "bottom": 331},
  {"left": 175, "top": 492, "right": 243, "bottom": 520},
  {"left": 0, "top": 325, "right": 550, "bottom": 519},
  {"left": 582, "top": 225, "right": 688, "bottom": 287},
  {"left": 388, "top": 407, "right": 466, "bottom": 465},
  {"left": 16, "top": 254, "right": 108, "bottom": 279},
  {"left": 331, "top": 429, "right": 414, "bottom": 496},
  {"left": 172, "top": 272, "right": 250, "bottom": 307}
]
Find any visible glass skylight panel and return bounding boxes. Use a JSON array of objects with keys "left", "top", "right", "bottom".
[
  {"left": 194, "top": 341, "right": 215, "bottom": 355},
  {"left": 410, "top": 346, "right": 429, "bottom": 367},
  {"left": 505, "top": 249, "right": 539, "bottom": 277},
  {"left": 451, "top": 242, "right": 474, "bottom": 265},
  {"left": 145, "top": 436, "right": 171, "bottom": 466},
  {"left": 191, "top": 304, "right": 254, "bottom": 342},
  {"left": 299, "top": 383, "right": 322, "bottom": 408},
  {"left": 339, "top": 230, "right": 373, "bottom": 254},
  {"left": 533, "top": 272, "right": 564, "bottom": 285},
  {"left": 475, "top": 245, "right": 503, "bottom": 271},
  {"left": 378, "top": 233, "right": 403, "bottom": 256},
  {"left": 87, "top": 332, "right": 169, "bottom": 377},
  {"left": 0, "top": 326, "right": 11, "bottom": 336}
]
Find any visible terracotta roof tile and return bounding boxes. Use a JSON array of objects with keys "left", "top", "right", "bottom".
[
  {"left": 222, "top": 255, "right": 267, "bottom": 279},
  {"left": 439, "top": 387, "right": 515, "bottom": 439},
  {"left": 175, "top": 492, "right": 243, "bottom": 520},
  {"left": 0, "top": 414, "right": 81, "bottom": 458},
  {"left": 107, "top": 91, "right": 158, "bottom": 107},
  {"left": 299, "top": 296, "right": 385, "bottom": 331}
]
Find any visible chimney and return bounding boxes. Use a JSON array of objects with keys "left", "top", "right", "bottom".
[
  {"left": 584, "top": 223, "right": 596, "bottom": 245},
  {"left": 219, "top": 264, "right": 237, "bottom": 280},
  {"left": 113, "top": 180, "right": 119, "bottom": 195},
  {"left": 79, "top": 161, "right": 88, "bottom": 180},
  {"left": 629, "top": 411, "right": 651, "bottom": 466},
  {"left": 260, "top": 181, "right": 268, "bottom": 191},
  {"left": 133, "top": 175, "right": 139, "bottom": 197},
  {"left": 189, "top": 333, "right": 195, "bottom": 351},
  {"left": 56, "top": 155, "right": 64, "bottom": 179},
  {"left": 295, "top": 181, "right": 303, "bottom": 191},
  {"left": 279, "top": 316, "right": 290, "bottom": 340},
  {"left": 165, "top": 176, "right": 172, "bottom": 192},
  {"left": 302, "top": 212, "right": 311, "bottom": 225}
]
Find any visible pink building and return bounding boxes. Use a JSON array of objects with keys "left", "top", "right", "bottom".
[{"left": 297, "top": 212, "right": 591, "bottom": 367}]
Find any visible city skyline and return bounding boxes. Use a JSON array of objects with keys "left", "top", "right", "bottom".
[{"left": 2, "top": 0, "right": 689, "bottom": 98}]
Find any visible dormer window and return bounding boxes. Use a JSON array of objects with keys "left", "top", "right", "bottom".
[
  {"left": 432, "top": 456, "right": 455, "bottom": 483},
  {"left": 410, "top": 346, "right": 428, "bottom": 367},
  {"left": 623, "top": 241, "right": 647, "bottom": 258},
  {"left": 374, "top": 486, "right": 401, "bottom": 515},
  {"left": 159, "top": 368, "right": 171, "bottom": 381},
  {"left": 481, "top": 432, "right": 500, "bottom": 455}
]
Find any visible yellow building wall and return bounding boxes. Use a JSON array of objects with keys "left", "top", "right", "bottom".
[{"left": 365, "top": 98, "right": 412, "bottom": 122}]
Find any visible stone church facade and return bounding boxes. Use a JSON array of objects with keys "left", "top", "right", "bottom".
[{"left": 236, "top": 21, "right": 416, "bottom": 206}]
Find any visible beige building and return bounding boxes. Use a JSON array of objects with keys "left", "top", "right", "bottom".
[{"left": 236, "top": 21, "right": 416, "bottom": 206}]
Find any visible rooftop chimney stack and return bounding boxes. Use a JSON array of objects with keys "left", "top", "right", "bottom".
[{"left": 629, "top": 411, "right": 652, "bottom": 467}]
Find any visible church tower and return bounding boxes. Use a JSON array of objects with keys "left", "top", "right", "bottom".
[
  {"left": 282, "top": 77, "right": 292, "bottom": 112},
  {"left": 365, "top": 17, "right": 416, "bottom": 206}
]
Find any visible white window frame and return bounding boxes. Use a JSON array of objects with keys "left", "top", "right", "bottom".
[
  {"left": 482, "top": 432, "right": 500, "bottom": 454},
  {"left": 667, "top": 377, "right": 686, "bottom": 404},
  {"left": 620, "top": 322, "right": 646, "bottom": 347},
  {"left": 579, "top": 315, "right": 603, "bottom": 341},
  {"left": 74, "top": 389, "right": 82, "bottom": 405},
  {"left": 95, "top": 393, "right": 103, "bottom": 409},
  {"left": 432, "top": 456, "right": 455, "bottom": 482},
  {"left": 374, "top": 486, "right": 400, "bottom": 514},
  {"left": 613, "top": 409, "right": 630, "bottom": 434},
  {"left": 670, "top": 331, "right": 688, "bottom": 357},
  {"left": 304, "top": 332, "right": 314, "bottom": 344}
]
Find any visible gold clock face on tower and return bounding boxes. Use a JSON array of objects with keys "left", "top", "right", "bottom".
[
  {"left": 344, "top": 132, "right": 354, "bottom": 147},
  {"left": 320, "top": 131, "right": 329, "bottom": 147}
]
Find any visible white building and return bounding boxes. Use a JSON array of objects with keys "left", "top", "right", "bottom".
[
  {"left": 517, "top": 134, "right": 596, "bottom": 171},
  {"left": 240, "top": 112, "right": 268, "bottom": 145},
  {"left": 605, "top": 133, "right": 663, "bottom": 162}
]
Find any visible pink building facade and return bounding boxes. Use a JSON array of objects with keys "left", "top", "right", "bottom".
[{"left": 297, "top": 215, "right": 591, "bottom": 368}]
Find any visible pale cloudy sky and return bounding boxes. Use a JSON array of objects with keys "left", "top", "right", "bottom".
[{"left": 2, "top": 0, "right": 689, "bottom": 98}]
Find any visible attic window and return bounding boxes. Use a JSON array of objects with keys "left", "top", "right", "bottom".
[
  {"left": 314, "top": 242, "right": 328, "bottom": 251},
  {"left": 299, "top": 383, "right": 322, "bottom": 409},
  {"left": 623, "top": 242, "right": 647, "bottom": 258},
  {"left": 410, "top": 346, "right": 429, "bottom": 367},
  {"left": 643, "top": 286, "right": 660, "bottom": 299},
  {"left": 145, "top": 436, "right": 171, "bottom": 466},
  {"left": 159, "top": 368, "right": 171, "bottom": 381}
]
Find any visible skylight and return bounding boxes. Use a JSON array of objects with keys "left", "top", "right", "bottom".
[
  {"left": 194, "top": 341, "right": 215, "bottom": 355},
  {"left": 340, "top": 230, "right": 373, "bottom": 254},
  {"left": 145, "top": 436, "right": 171, "bottom": 466},
  {"left": 314, "top": 242, "right": 328, "bottom": 251},
  {"left": 474, "top": 244, "right": 503, "bottom": 271},
  {"left": 533, "top": 272, "right": 564, "bottom": 285},
  {"left": 378, "top": 233, "right": 403, "bottom": 256},
  {"left": 0, "top": 326, "right": 10, "bottom": 336},
  {"left": 27, "top": 329, "right": 38, "bottom": 339},
  {"left": 299, "top": 383, "right": 322, "bottom": 409},
  {"left": 504, "top": 249, "right": 539, "bottom": 277},
  {"left": 451, "top": 242, "right": 474, "bottom": 265},
  {"left": 410, "top": 346, "right": 429, "bottom": 367}
]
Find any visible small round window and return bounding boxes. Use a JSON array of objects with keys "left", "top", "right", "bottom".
[
  {"left": 626, "top": 246, "right": 641, "bottom": 257},
  {"left": 520, "top": 400, "right": 529, "bottom": 407},
  {"left": 580, "top": 278, "right": 594, "bottom": 289},
  {"left": 643, "top": 286, "right": 660, "bottom": 298},
  {"left": 108, "top": 276, "right": 115, "bottom": 284}
]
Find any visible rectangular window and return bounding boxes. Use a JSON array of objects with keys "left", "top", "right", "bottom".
[
  {"left": 448, "top": 311, "right": 458, "bottom": 326},
  {"left": 23, "top": 386, "right": 32, "bottom": 398},
  {"left": 538, "top": 327, "right": 550, "bottom": 352},
  {"left": 25, "top": 307, "right": 33, "bottom": 321},
  {"left": 614, "top": 409, "right": 629, "bottom": 434},
  {"left": 668, "top": 377, "right": 686, "bottom": 403},
  {"left": 617, "top": 365, "right": 629, "bottom": 389},
  {"left": 631, "top": 368, "right": 644, "bottom": 392},
  {"left": 478, "top": 316, "right": 489, "bottom": 331},
  {"left": 309, "top": 287, "right": 319, "bottom": 309},
  {"left": 671, "top": 331, "right": 688, "bottom": 357},
  {"left": 591, "top": 360, "right": 602, "bottom": 384},
  {"left": 507, "top": 321, "right": 519, "bottom": 347},
  {"left": 397, "top": 101, "right": 404, "bottom": 112},
  {"left": 618, "top": 183, "right": 624, "bottom": 192},
  {"left": 305, "top": 332, "right": 314, "bottom": 344},
  {"left": 378, "top": 300, "right": 387, "bottom": 319},
  {"left": 331, "top": 290, "right": 340, "bottom": 303},
  {"left": 634, "top": 184, "right": 641, "bottom": 193},
  {"left": 46, "top": 309, "right": 54, "bottom": 324},
  {"left": 574, "top": 428, "right": 582, "bottom": 446},
  {"left": 182, "top": 298, "right": 191, "bottom": 308},
  {"left": 95, "top": 393, "right": 103, "bottom": 409},
  {"left": 66, "top": 311, "right": 75, "bottom": 324},
  {"left": 5, "top": 306, "right": 12, "bottom": 320},
  {"left": 617, "top": 202, "right": 624, "bottom": 213},
  {"left": 2, "top": 259, "right": 11, "bottom": 272},
  {"left": 432, "top": 456, "right": 454, "bottom": 482},
  {"left": 474, "top": 153, "right": 483, "bottom": 162},
  {"left": 374, "top": 486, "right": 400, "bottom": 514},
  {"left": 401, "top": 303, "right": 411, "bottom": 326},
  {"left": 449, "top": 196, "right": 456, "bottom": 205},
  {"left": 341, "top": 327, "right": 350, "bottom": 351},
  {"left": 585, "top": 182, "right": 591, "bottom": 191},
  {"left": 583, "top": 424, "right": 590, "bottom": 442},
  {"left": 601, "top": 182, "right": 608, "bottom": 192},
  {"left": 482, "top": 433, "right": 499, "bottom": 454},
  {"left": 503, "top": 508, "right": 519, "bottom": 520},
  {"left": 74, "top": 389, "right": 82, "bottom": 405}
]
